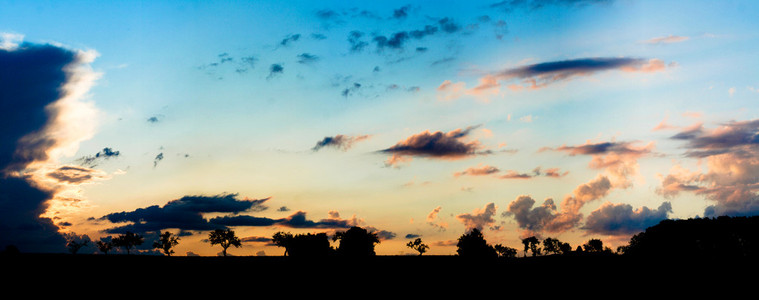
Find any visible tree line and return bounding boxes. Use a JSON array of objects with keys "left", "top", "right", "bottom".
[{"left": 29, "top": 215, "right": 759, "bottom": 258}]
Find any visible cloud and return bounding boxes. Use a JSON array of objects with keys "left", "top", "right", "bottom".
[
  {"left": 456, "top": 202, "right": 497, "bottom": 231},
  {"left": 490, "top": 0, "right": 613, "bottom": 12},
  {"left": 504, "top": 195, "right": 559, "bottom": 236},
  {"left": 658, "top": 119, "right": 759, "bottom": 217},
  {"left": 392, "top": 5, "right": 412, "bottom": 19},
  {"left": 381, "top": 126, "right": 487, "bottom": 166},
  {"left": 297, "top": 53, "right": 319, "bottom": 64},
  {"left": 46, "top": 165, "right": 107, "bottom": 185},
  {"left": 469, "top": 57, "right": 670, "bottom": 94},
  {"left": 583, "top": 202, "right": 672, "bottom": 236},
  {"left": 99, "top": 194, "right": 271, "bottom": 234},
  {"left": 547, "top": 140, "right": 654, "bottom": 188},
  {"left": 267, "top": 64, "right": 284, "bottom": 79},
  {"left": 644, "top": 35, "right": 689, "bottom": 45},
  {"left": 279, "top": 34, "right": 301, "bottom": 47},
  {"left": 275, "top": 210, "right": 358, "bottom": 229},
  {"left": 75, "top": 147, "right": 120, "bottom": 167},
  {"left": 426, "top": 206, "right": 448, "bottom": 231},
  {"left": 347, "top": 31, "right": 369, "bottom": 52},
  {"left": 153, "top": 152, "right": 164, "bottom": 168},
  {"left": 454, "top": 164, "right": 500, "bottom": 177},
  {"left": 670, "top": 119, "right": 759, "bottom": 158},
  {"left": 312, "top": 134, "right": 371, "bottom": 151},
  {"left": 0, "top": 40, "right": 99, "bottom": 253}
]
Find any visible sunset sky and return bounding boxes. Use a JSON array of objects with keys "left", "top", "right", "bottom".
[{"left": 2, "top": 0, "right": 759, "bottom": 256}]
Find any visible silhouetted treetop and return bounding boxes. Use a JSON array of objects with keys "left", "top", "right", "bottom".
[
  {"left": 272, "top": 231, "right": 332, "bottom": 257},
  {"left": 112, "top": 232, "right": 143, "bottom": 255},
  {"left": 333, "top": 227, "right": 380, "bottom": 257},
  {"left": 456, "top": 228, "right": 497, "bottom": 259},
  {"left": 624, "top": 216, "right": 759, "bottom": 258},
  {"left": 208, "top": 229, "right": 241, "bottom": 257}
]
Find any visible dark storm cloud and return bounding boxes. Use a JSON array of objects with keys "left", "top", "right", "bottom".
[
  {"left": 99, "top": 194, "right": 271, "bottom": 234},
  {"left": 0, "top": 42, "right": 83, "bottom": 252},
  {"left": 76, "top": 147, "right": 120, "bottom": 167},
  {"left": 276, "top": 211, "right": 353, "bottom": 229}
]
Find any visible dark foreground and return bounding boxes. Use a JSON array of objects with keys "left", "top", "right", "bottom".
[{"left": 2, "top": 253, "right": 755, "bottom": 292}]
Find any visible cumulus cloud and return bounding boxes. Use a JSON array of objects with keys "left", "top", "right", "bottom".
[
  {"left": 546, "top": 140, "right": 654, "bottom": 188},
  {"left": 456, "top": 202, "right": 497, "bottom": 231},
  {"left": 426, "top": 206, "right": 448, "bottom": 231},
  {"left": 0, "top": 40, "right": 99, "bottom": 253},
  {"left": 381, "top": 126, "right": 488, "bottom": 166},
  {"left": 658, "top": 119, "right": 759, "bottom": 217},
  {"left": 583, "top": 202, "right": 672, "bottom": 235},
  {"left": 312, "top": 134, "right": 371, "bottom": 151},
  {"left": 504, "top": 195, "right": 558, "bottom": 236}
]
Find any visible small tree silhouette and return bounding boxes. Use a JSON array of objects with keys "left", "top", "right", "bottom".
[
  {"left": 521, "top": 236, "right": 541, "bottom": 257},
  {"left": 406, "top": 238, "right": 429, "bottom": 256},
  {"left": 456, "top": 228, "right": 497, "bottom": 258},
  {"left": 272, "top": 232, "right": 294, "bottom": 256},
  {"left": 65, "top": 233, "right": 91, "bottom": 255},
  {"left": 582, "top": 239, "right": 604, "bottom": 253},
  {"left": 208, "top": 229, "right": 241, "bottom": 257},
  {"left": 153, "top": 231, "right": 180, "bottom": 256},
  {"left": 494, "top": 244, "right": 518, "bottom": 258},
  {"left": 332, "top": 227, "right": 380, "bottom": 257},
  {"left": 95, "top": 239, "right": 113, "bottom": 255},
  {"left": 112, "top": 232, "right": 144, "bottom": 254}
]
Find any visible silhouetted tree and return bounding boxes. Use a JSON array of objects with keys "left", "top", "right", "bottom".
[
  {"left": 456, "top": 228, "right": 497, "bottom": 258},
  {"left": 272, "top": 231, "right": 332, "bottom": 257},
  {"left": 95, "top": 239, "right": 113, "bottom": 255},
  {"left": 521, "top": 236, "right": 541, "bottom": 257},
  {"left": 65, "top": 233, "right": 91, "bottom": 255},
  {"left": 112, "top": 232, "right": 144, "bottom": 254},
  {"left": 333, "top": 227, "right": 380, "bottom": 257},
  {"left": 624, "top": 216, "right": 759, "bottom": 258},
  {"left": 543, "top": 237, "right": 572, "bottom": 255},
  {"left": 153, "top": 231, "right": 180, "bottom": 256},
  {"left": 583, "top": 239, "right": 604, "bottom": 253},
  {"left": 494, "top": 244, "right": 518, "bottom": 258},
  {"left": 406, "top": 238, "right": 429, "bottom": 256},
  {"left": 208, "top": 229, "right": 241, "bottom": 257}
]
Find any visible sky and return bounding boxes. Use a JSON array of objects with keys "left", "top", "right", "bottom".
[{"left": 2, "top": 0, "right": 759, "bottom": 256}]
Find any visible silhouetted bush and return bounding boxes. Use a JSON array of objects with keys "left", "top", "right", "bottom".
[
  {"left": 333, "top": 227, "right": 380, "bottom": 257},
  {"left": 456, "top": 228, "right": 497, "bottom": 259},
  {"left": 623, "top": 216, "right": 759, "bottom": 258},
  {"left": 272, "top": 232, "right": 333, "bottom": 257}
]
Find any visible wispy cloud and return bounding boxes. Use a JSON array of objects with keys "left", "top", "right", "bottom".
[
  {"left": 312, "top": 134, "right": 371, "bottom": 151},
  {"left": 381, "top": 126, "right": 488, "bottom": 166},
  {"left": 643, "top": 35, "right": 689, "bottom": 45}
]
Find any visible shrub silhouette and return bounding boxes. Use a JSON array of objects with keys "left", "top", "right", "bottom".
[
  {"left": 332, "top": 226, "right": 380, "bottom": 257},
  {"left": 112, "top": 232, "right": 144, "bottom": 254},
  {"left": 95, "top": 238, "right": 113, "bottom": 255},
  {"left": 456, "top": 228, "right": 497, "bottom": 258},
  {"left": 208, "top": 229, "right": 241, "bottom": 257},
  {"left": 494, "top": 244, "right": 517, "bottom": 258},
  {"left": 272, "top": 231, "right": 332, "bottom": 257},
  {"left": 582, "top": 239, "right": 604, "bottom": 253}
]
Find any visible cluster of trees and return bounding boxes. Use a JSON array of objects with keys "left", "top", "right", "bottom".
[
  {"left": 456, "top": 228, "right": 613, "bottom": 259},
  {"left": 58, "top": 216, "right": 759, "bottom": 258}
]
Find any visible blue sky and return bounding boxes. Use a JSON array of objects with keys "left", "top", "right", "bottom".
[{"left": 2, "top": 0, "right": 759, "bottom": 256}]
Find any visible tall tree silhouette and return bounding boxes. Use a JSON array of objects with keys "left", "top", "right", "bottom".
[
  {"left": 543, "top": 237, "right": 571, "bottom": 255},
  {"left": 406, "top": 238, "right": 429, "bottom": 256},
  {"left": 208, "top": 229, "right": 241, "bottom": 257},
  {"left": 456, "top": 228, "right": 497, "bottom": 258},
  {"left": 153, "top": 231, "right": 180, "bottom": 256},
  {"left": 65, "top": 233, "right": 90, "bottom": 255},
  {"left": 112, "top": 232, "right": 144, "bottom": 254},
  {"left": 521, "top": 236, "right": 541, "bottom": 257},
  {"left": 272, "top": 231, "right": 332, "bottom": 257},
  {"left": 332, "top": 227, "right": 380, "bottom": 257}
]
